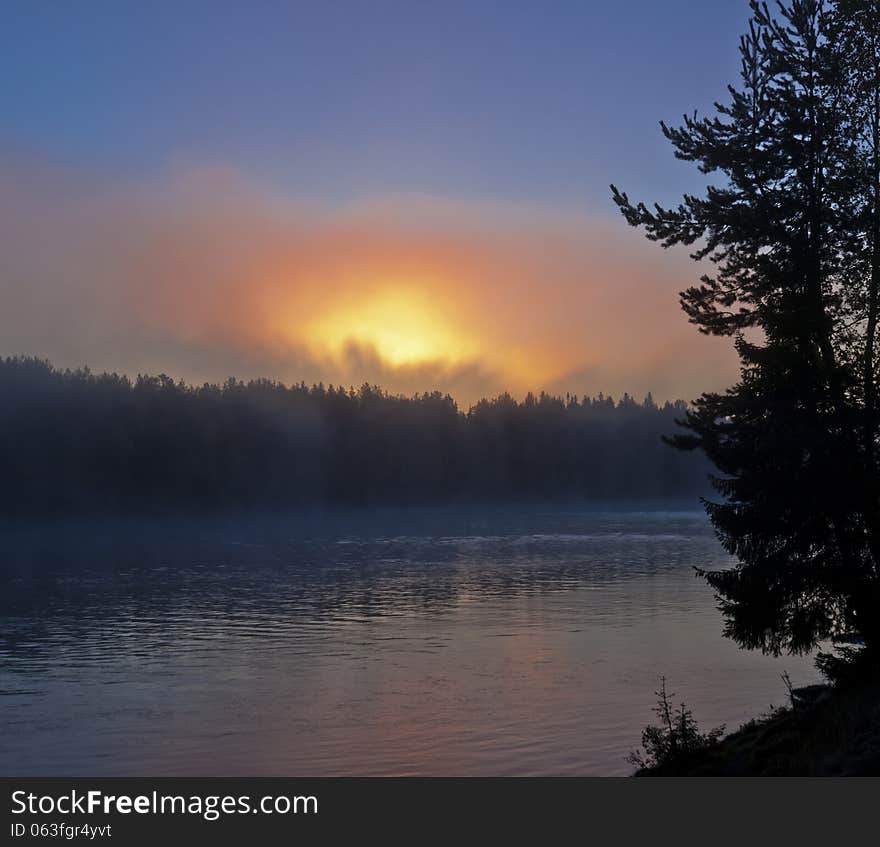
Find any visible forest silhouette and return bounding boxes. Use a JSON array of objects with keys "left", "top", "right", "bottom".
[{"left": 0, "top": 356, "right": 708, "bottom": 515}]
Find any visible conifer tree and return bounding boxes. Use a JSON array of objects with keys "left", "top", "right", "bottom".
[{"left": 612, "top": 0, "right": 880, "bottom": 655}]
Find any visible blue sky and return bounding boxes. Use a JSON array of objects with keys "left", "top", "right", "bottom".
[{"left": 2, "top": 0, "right": 747, "bottom": 209}]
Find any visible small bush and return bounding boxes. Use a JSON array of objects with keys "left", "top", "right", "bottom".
[{"left": 628, "top": 677, "right": 725, "bottom": 771}]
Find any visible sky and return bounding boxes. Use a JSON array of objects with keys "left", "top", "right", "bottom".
[{"left": 0, "top": 1, "right": 751, "bottom": 407}]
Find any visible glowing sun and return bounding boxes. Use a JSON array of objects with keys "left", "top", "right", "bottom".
[{"left": 304, "top": 287, "right": 473, "bottom": 367}]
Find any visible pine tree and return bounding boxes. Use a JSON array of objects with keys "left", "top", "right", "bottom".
[{"left": 612, "top": 0, "right": 880, "bottom": 655}]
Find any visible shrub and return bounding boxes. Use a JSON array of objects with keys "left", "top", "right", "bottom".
[{"left": 628, "top": 677, "right": 725, "bottom": 771}]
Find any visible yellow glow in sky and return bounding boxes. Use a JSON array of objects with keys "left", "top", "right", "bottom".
[
  {"left": 0, "top": 156, "right": 742, "bottom": 406},
  {"left": 303, "top": 287, "right": 474, "bottom": 367}
]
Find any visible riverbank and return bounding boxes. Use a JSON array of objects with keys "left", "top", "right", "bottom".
[{"left": 636, "top": 676, "right": 880, "bottom": 776}]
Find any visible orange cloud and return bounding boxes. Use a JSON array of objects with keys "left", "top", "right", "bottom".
[{"left": 0, "top": 155, "right": 737, "bottom": 407}]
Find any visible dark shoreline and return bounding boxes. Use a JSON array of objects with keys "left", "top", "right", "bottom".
[{"left": 635, "top": 677, "right": 880, "bottom": 776}]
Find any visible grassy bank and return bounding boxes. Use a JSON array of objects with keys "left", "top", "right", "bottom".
[{"left": 634, "top": 676, "right": 880, "bottom": 776}]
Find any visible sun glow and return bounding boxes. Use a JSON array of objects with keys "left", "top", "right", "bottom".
[{"left": 303, "top": 287, "right": 474, "bottom": 367}]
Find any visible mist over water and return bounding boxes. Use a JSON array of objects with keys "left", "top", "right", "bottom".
[{"left": 0, "top": 507, "right": 818, "bottom": 776}]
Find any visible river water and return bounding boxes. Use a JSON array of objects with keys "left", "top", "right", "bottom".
[{"left": 0, "top": 507, "right": 817, "bottom": 776}]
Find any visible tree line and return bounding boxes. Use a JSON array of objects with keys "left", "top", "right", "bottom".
[{"left": 0, "top": 356, "right": 708, "bottom": 515}]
